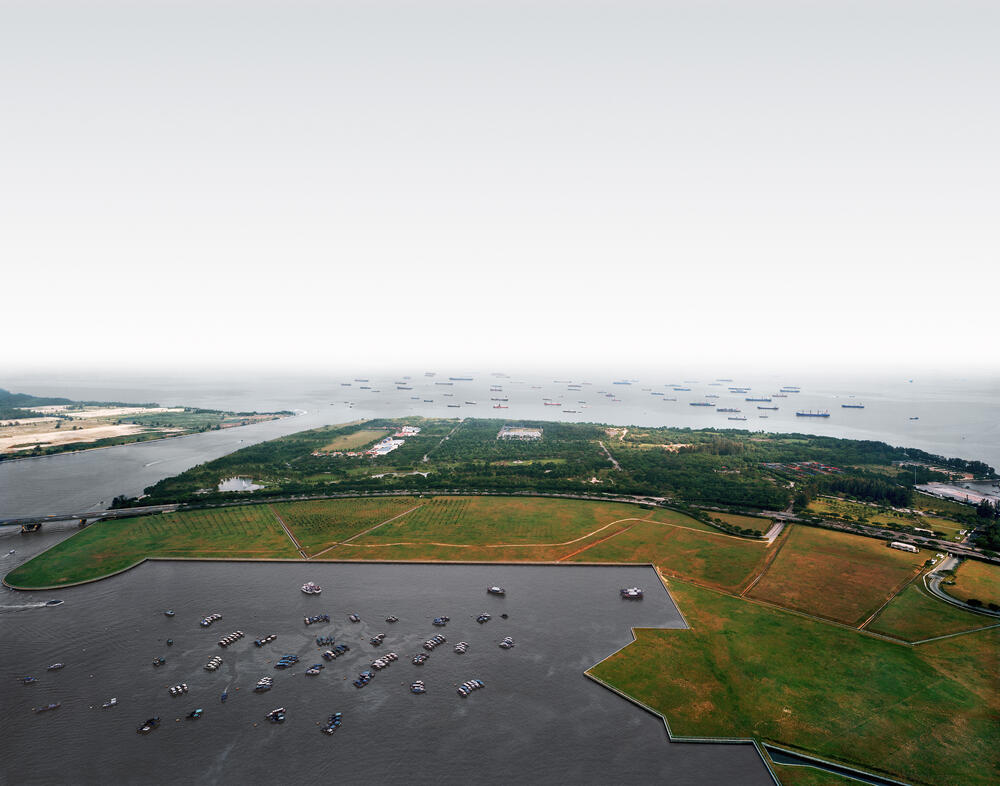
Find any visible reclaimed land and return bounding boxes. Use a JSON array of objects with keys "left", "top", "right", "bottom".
[
  {"left": 867, "top": 582, "right": 998, "bottom": 642},
  {"left": 746, "top": 525, "right": 928, "bottom": 626},
  {"left": 589, "top": 580, "right": 1000, "bottom": 786},
  {"left": 5, "top": 506, "right": 298, "bottom": 587},
  {"left": 943, "top": 558, "right": 1000, "bottom": 608},
  {"left": 270, "top": 497, "right": 420, "bottom": 554}
]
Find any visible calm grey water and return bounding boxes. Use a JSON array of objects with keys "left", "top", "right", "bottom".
[
  {"left": 0, "top": 560, "right": 772, "bottom": 785},
  {"left": 1, "top": 369, "right": 997, "bottom": 519}
]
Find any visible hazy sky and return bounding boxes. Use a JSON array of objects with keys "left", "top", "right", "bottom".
[{"left": 2, "top": 1, "right": 997, "bottom": 374}]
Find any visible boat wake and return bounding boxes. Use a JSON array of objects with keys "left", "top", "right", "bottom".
[{"left": 0, "top": 602, "right": 49, "bottom": 612}]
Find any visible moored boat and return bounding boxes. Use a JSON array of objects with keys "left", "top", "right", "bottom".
[
  {"left": 620, "top": 587, "right": 643, "bottom": 599},
  {"left": 301, "top": 582, "right": 322, "bottom": 595},
  {"left": 137, "top": 716, "right": 160, "bottom": 734},
  {"left": 487, "top": 586, "right": 505, "bottom": 596}
]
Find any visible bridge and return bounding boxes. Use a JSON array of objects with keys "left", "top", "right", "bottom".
[{"left": 1, "top": 504, "right": 180, "bottom": 532}]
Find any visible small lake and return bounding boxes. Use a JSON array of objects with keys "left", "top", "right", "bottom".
[{"left": 1, "top": 561, "right": 772, "bottom": 785}]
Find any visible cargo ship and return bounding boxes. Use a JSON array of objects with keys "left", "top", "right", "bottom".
[
  {"left": 718, "top": 407, "right": 741, "bottom": 413},
  {"left": 493, "top": 404, "right": 508, "bottom": 409},
  {"left": 450, "top": 377, "right": 473, "bottom": 381},
  {"left": 543, "top": 402, "right": 562, "bottom": 406},
  {"left": 746, "top": 397, "right": 772, "bottom": 402},
  {"left": 690, "top": 402, "right": 715, "bottom": 407},
  {"left": 841, "top": 404, "right": 865, "bottom": 409},
  {"left": 796, "top": 410, "right": 830, "bottom": 417},
  {"left": 757, "top": 406, "right": 778, "bottom": 410}
]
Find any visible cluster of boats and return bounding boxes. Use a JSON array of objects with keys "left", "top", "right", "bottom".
[
  {"left": 454, "top": 642, "right": 469, "bottom": 654},
  {"left": 218, "top": 630, "right": 245, "bottom": 647},
  {"left": 304, "top": 614, "right": 329, "bottom": 626},
  {"left": 305, "top": 663, "right": 325, "bottom": 676},
  {"left": 348, "top": 614, "right": 361, "bottom": 623},
  {"left": 423, "top": 635, "right": 447, "bottom": 650},
  {"left": 369, "top": 633, "right": 386, "bottom": 646},
  {"left": 620, "top": 587, "right": 643, "bottom": 599},
  {"left": 432, "top": 616, "right": 450, "bottom": 627},
  {"left": 476, "top": 613, "right": 491, "bottom": 624},
  {"left": 169, "top": 683, "right": 189, "bottom": 696},
  {"left": 412, "top": 653, "right": 429, "bottom": 665},
  {"left": 300, "top": 582, "right": 322, "bottom": 595},
  {"left": 321, "top": 644, "right": 350, "bottom": 660},
  {"left": 275, "top": 654, "right": 299, "bottom": 669},
  {"left": 204, "top": 656, "right": 223, "bottom": 671},
  {"left": 199, "top": 613, "right": 222, "bottom": 627},
  {"left": 321, "top": 712, "right": 343, "bottom": 734},
  {"left": 266, "top": 707, "right": 286, "bottom": 723},
  {"left": 254, "top": 634, "right": 278, "bottom": 647},
  {"left": 371, "top": 652, "right": 398, "bottom": 670},
  {"left": 499, "top": 637, "right": 515, "bottom": 649},
  {"left": 410, "top": 680, "right": 426, "bottom": 694},
  {"left": 137, "top": 717, "right": 161, "bottom": 734},
  {"left": 353, "top": 670, "right": 374, "bottom": 688},
  {"left": 385, "top": 615, "right": 399, "bottom": 624},
  {"left": 254, "top": 676, "right": 274, "bottom": 692},
  {"left": 315, "top": 634, "right": 336, "bottom": 646},
  {"left": 152, "top": 656, "right": 166, "bottom": 667},
  {"left": 457, "top": 679, "right": 485, "bottom": 698}
]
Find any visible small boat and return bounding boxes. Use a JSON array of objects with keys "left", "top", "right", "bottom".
[
  {"left": 166, "top": 639, "right": 174, "bottom": 647},
  {"left": 322, "top": 711, "right": 344, "bottom": 732},
  {"left": 7, "top": 549, "right": 13, "bottom": 555},
  {"left": 348, "top": 614, "right": 361, "bottom": 623},
  {"left": 266, "top": 707, "right": 286, "bottom": 723},
  {"left": 301, "top": 582, "right": 322, "bottom": 594},
  {"left": 499, "top": 637, "right": 515, "bottom": 649},
  {"left": 44, "top": 600, "right": 64, "bottom": 607},
  {"left": 47, "top": 663, "right": 65, "bottom": 671},
  {"left": 152, "top": 657, "right": 166, "bottom": 667},
  {"left": 164, "top": 610, "right": 175, "bottom": 617},
  {"left": 102, "top": 697, "right": 117, "bottom": 709},
  {"left": 220, "top": 691, "right": 228, "bottom": 703},
  {"left": 385, "top": 615, "right": 399, "bottom": 624},
  {"left": 33, "top": 702, "right": 61, "bottom": 713},
  {"left": 21, "top": 676, "right": 37, "bottom": 685},
  {"left": 137, "top": 717, "right": 160, "bottom": 734},
  {"left": 500, "top": 613, "right": 509, "bottom": 619},
  {"left": 487, "top": 586, "right": 506, "bottom": 596},
  {"left": 186, "top": 708, "right": 203, "bottom": 719},
  {"left": 620, "top": 587, "right": 644, "bottom": 599},
  {"left": 411, "top": 680, "right": 426, "bottom": 694}
]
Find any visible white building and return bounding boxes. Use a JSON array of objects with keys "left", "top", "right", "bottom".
[{"left": 889, "top": 541, "right": 919, "bottom": 554}]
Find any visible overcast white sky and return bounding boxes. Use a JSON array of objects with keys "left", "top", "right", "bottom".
[{"left": 2, "top": 0, "right": 997, "bottom": 374}]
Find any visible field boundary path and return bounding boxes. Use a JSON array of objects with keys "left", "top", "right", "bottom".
[
  {"left": 598, "top": 441, "right": 621, "bottom": 471},
  {"left": 309, "top": 504, "right": 424, "bottom": 559},
  {"left": 268, "top": 504, "right": 307, "bottom": 558}
]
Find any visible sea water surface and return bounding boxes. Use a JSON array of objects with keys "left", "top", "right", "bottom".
[{"left": 0, "top": 558, "right": 772, "bottom": 785}]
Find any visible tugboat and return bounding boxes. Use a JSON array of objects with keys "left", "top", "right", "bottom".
[
  {"left": 266, "top": 707, "right": 286, "bottom": 723},
  {"left": 164, "top": 610, "right": 175, "bottom": 617},
  {"left": 102, "top": 697, "right": 117, "bottom": 709},
  {"left": 321, "top": 712, "right": 343, "bottom": 734},
  {"left": 186, "top": 708, "right": 203, "bottom": 719},
  {"left": 487, "top": 586, "right": 505, "bottom": 596},
  {"left": 301, "top": 582, "right": 322, "bottom": 595},
  {"left": 410, "top": 680, "right": 426, "bottom": 694},
  {"left": 137, "top": 716, "right": 160, "bottom": 734},
  {"left": 499, "top": 637, "right": 515, "bottom": 649},
  {"left": 620, "top": 587, "right": 643, "bottom": 600},
  {"left": 33, "top": 702, "right": 61, "bottom": 713},
  {"left": 47, "top": 663, "right": 65, "bottom": 671}
]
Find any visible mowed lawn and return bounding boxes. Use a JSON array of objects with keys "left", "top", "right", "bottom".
[
  {"left": 589, "top": 580, "right": 1000, "bottom": 786},
  {"left": 746, "top": 526, "right": 926, "bottom": 625},
  {"left": 711, "top": 511, "right": 772, "bottom": 533},
  {"left": 6, "top": 506, "right": 297, "bottom": 588},
  {"left": 353, "top": 496, "right": 652, "bottom": 546},
  {"left": 867, "top": 582, "right": 997, "bottom": 642},
  {"left": 272, "top": 497, "right": 421, "bottom": 553},
  {"left": 567, "top": 519, "right": 770, "bottom": 593},
  {"left": 944, "top": 558, "right": 1000, "bottom": 608}
]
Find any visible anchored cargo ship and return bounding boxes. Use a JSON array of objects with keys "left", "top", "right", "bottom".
[{"left": 796, "top": 411, "right": 830, "bottom": 417}]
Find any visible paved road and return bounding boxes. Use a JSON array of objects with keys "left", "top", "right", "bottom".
[{"left": 925, "top": 556, "right": 1000, "bottom": 618}]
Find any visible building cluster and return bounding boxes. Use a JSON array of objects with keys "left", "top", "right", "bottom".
[{"left": 498, "top": 425, "right": 543, "bottom": 441}]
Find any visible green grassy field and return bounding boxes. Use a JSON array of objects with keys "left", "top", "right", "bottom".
[
  {"left": 319, "top": 428, "right": 388, "bottom": 452},
  {"left": 944, "top": 559, "right": 1000, "bottom": 608},
  {"left": 567, "top": 519, "right": 770, "bottom": 593},
  {"left": 6, "top": 506, "right": 296, "bottom": 587},
  {"left": 272, "top": 497, "right": 420, "bottom": 553},
  {"left": 711, "top": 511, "right": 772, "bottom": 533},
  {"left": 866, "top": 582, "right": 997, "bottom": 642},
  {"left": 746, "top": 525, "right": 926, "bottom": 625},
  {"left": 590, "top": 580, "right": 1000, "bottom": 786},
  {"left": 354, "top": 496, "right": 650, "bottom": 546}
]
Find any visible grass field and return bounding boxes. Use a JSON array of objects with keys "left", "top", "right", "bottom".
[
  {"left": 567, "top": 519, "right": 770, "bottom": 593},
  {"left": 589, "top": 580, "right": 1000, "bottom": 786},
  {"left": 806, "top": 497, "right": 966, "bottom": 541},
  {"left": 944, "top": 559, "right": 1000, "bottom": 608},
  {"left": 6, "top": 506, "right": 296, "bottom": 588},
  {"left": 711, "top": 511, "right": 772, "bottom": 533},
  {"left": 746, "top": 525, "right": 926, "bottom": 625},
  {"left": 866, "top": 582, "right": 997, "bottom": 642},
  {"left": 354, "top": 496, "right": 651, "bottom": 546},
  {"left": 272, "top": 497, "right": 420, "bottom": 553},
  {"left": 768, "top": 764, "right": 858, "bottom": 786},
  {"left": 319, "top": 428, "right": 388, "bottom": 452}
]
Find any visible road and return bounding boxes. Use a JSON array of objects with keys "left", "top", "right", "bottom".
[
  {"left": 598, "top": 441, "right": 621, "bottom": 471},
  {"left": 924, "top": 556, "right": 1000, "bottom": 618}
]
